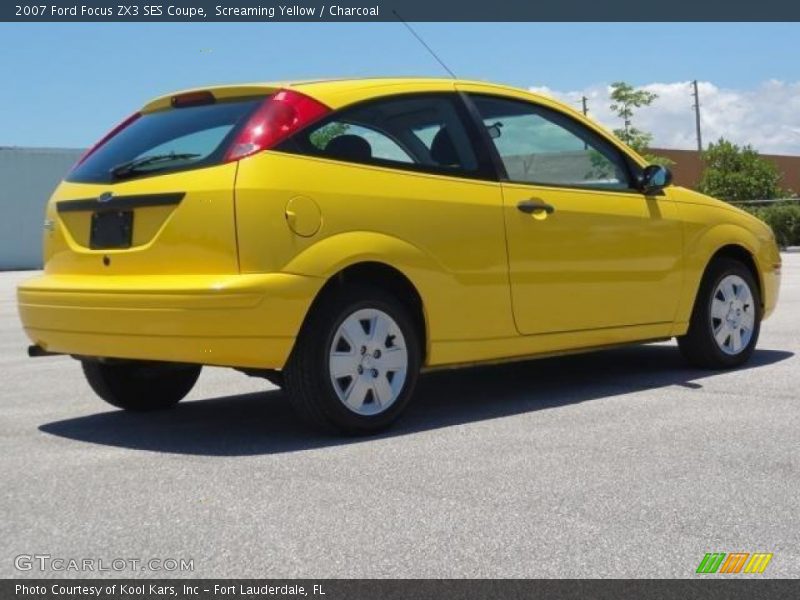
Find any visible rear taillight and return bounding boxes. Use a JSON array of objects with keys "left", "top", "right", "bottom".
[
  {"left": 225, "top": 89, "right": 330, "bottom": 162},
  {"left": 72, "top": 112, "right": 141, "bottom": 169}
]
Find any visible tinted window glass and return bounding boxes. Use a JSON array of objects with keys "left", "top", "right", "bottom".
[
  {"left": 471, "top": 95, "right": 631, "bottom": 190},
  {"left": 68, "top": 98, "right": 263, "bottom": 184},
  {"left": 285, "top": 95, "right": 479, "bottom": 176},
  {"left": 310, "top": 123, "right": 414, "bottom": 163}
]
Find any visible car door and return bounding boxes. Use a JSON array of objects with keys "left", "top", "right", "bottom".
[{"left": 463, "top": 91, "right": 684, "bottom": 335}]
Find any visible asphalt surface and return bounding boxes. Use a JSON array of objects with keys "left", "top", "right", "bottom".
[{"left": 1, "top": 256, "right": 798, "bottom": 579}]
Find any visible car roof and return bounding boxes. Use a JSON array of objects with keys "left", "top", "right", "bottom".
[
  {"left": 140, "top": 77, "right": 553, "bottom": 112},
  {"left": 138, "top": 77, "right": 646, "bottom": 166}
]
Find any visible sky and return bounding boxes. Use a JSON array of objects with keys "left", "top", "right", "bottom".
[{"left": 1, "top": 22, "right": 799, "bottom": 154}]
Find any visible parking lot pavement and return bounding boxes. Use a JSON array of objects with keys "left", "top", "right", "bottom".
[{"left": 1, "top": 256, "right": 798, "bottom": 579}]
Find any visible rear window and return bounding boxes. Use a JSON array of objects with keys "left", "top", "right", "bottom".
[{"left": 68, "top": 97, "right": 264, "bottom": 184}]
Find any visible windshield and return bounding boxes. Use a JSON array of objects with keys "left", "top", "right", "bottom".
[{"left": 68, "top": 97, "right": 264, "bottom": 183}]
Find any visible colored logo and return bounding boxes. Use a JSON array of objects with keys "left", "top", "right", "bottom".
[{"left": 696, "top": 552, "right": 773, "bottom": 574}]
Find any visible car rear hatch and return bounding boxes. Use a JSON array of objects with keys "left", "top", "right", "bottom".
[{"left": 46, "top": 86, "right": 278, "bottom": 276}]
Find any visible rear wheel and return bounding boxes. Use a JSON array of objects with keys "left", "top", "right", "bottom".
[
  {"left": 284, "top": 285, "right": 421, "bottom": 434},
  {"left": 678, "top": 257, "right": 761, "bottom": 368},
  {"left": 82, "top": 360, "right": 201, "bottom": 410}
]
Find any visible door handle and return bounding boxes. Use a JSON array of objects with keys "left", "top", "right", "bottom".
[{"left": 517, "top": 198, "right": 555, "bottom": 215}]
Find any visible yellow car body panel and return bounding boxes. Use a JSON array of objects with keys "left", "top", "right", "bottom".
[
  {"left": 667, "top": 189, "right": 782, "bottom": 325},
  {"left": 19, "top": 272, "right": 320, "bottom": 368},
  {"left": 235, "top": 150, "right": 516, "bottom": 352},
  {"left": 17, "top": 78, "right": 781, "bottom": 372},
  {"left": 498, "top": 182, "right": 684, "bottom": 335},
  {"left": 43, "top": 163, "right": 241, "bottom": 275}
]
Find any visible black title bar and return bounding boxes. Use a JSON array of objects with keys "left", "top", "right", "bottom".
[
  {"left": 4, "top": 0, "right": 800, "bottom": 22},
  {"left": 5, "top": 580, "right": 800, "bottom": 600}
]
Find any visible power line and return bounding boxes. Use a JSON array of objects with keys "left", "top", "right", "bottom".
[{"left": 691, "top": 80, "right": 703, "bottom": 152}]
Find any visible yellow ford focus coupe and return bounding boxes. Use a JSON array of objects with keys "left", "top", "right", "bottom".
[{"left": 18, "top": 78, "right": 781, "bottom": 433}]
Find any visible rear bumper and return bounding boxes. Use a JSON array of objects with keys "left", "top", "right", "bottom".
[{"left": 17, "top": 272, "right": 323, "bottom": 369}]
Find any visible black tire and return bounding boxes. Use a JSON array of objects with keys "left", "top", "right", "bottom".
[
  {"left": 284, "top": 285, "right": 422, "bottom": 434},
  {"left": 81, "top": 360, "right": 202, "bottom": 411},
  {"left": 677, "top": 257, "right": 761, "bottom": 369}
]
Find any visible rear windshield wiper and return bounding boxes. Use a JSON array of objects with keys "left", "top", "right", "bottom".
[{"left": 110, "top": 152, "right": 201, "bottom": 179}]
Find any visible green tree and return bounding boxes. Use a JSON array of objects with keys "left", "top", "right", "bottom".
[
  {"left": 608, "top": 82, "right": 672, "bottom": 166},
  {"left": 697, "top": 138, "right": 784, "bottom": 201},
  {"left": 746, "top": 203, "right": 800, "bottom": 247},
  {"left": 309, "top": 122, "right": 349, "bottom": 150}
]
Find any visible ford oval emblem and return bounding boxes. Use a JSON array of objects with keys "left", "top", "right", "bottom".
[{"left": 98, "top": 191, "right": 114, "bottom": 203}]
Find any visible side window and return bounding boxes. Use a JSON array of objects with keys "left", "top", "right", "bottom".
[
  {"left": 309, "top": 123, "right": 414, "bottom": 163},
  {"left": 471, "top": 95, "right": 632, "bottom": 190},
  {"left": 285, "top": 95, "right": 479, "bottom": 176}
]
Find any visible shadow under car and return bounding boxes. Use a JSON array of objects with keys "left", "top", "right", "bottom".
[{"left": 39, "top": 344, "right": 793, "bottom": 456}]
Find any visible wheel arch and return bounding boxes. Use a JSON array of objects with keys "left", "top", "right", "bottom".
[
  {"left": 707, "top": 244, "right": 762, "bottom": 299},
  {"left": 676, "top": 242, "right": 764, "bottom": 368},
  {"left": 299, "top": 261, "right": 429, "bottom": 364},
  {"left": 676, "top": 222, "right": 765, "bottom": 328},
  {"left": 282, "top": 232, "right": 437, "bottom": 367}
]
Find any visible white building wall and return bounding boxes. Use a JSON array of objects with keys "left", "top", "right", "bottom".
[{"left": 0, "top": 147, "right": 84, "bottom": 270}]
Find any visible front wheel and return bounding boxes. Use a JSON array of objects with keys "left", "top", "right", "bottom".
[
  {"left": 82, "top": 360, "right": 201, "bottom": 410},
  {"left": 284, "top": 285, "right": 421, "bottom": 434},
  {"left": 678, "top": 257, "right": 761, "bottom": 368}
]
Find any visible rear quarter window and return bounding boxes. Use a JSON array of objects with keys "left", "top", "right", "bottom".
[{"left": 278, "top": 94, "right": 486, "bottom": 179}]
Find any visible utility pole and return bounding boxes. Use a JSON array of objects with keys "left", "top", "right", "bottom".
[
  {"left": 579, "top": 97, "right": 589, "bottom": 149},
  {"left": 691, "top": 80, "right": 703, "bottom": 152}
]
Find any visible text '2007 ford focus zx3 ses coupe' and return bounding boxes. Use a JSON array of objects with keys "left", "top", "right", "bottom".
[{"left": 18, "top": 78, "right": 781, "bottom": 434}]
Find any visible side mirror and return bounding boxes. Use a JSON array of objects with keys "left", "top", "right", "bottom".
[
  {"left": 486, "top": 122, "right": 504, "bottom": 140},
  {"left": 640, "top": 164, "right": 673, "bottom": 194}
]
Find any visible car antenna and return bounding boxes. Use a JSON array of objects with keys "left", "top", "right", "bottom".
[{"left": 392, "top": 10, "right": 457, "bottom": 79}]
